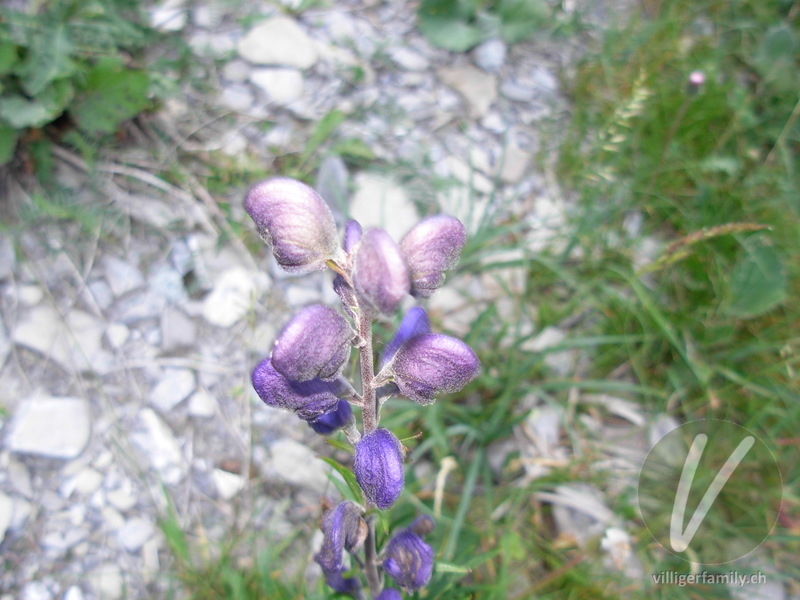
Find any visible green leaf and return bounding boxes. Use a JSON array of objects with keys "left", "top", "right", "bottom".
[
  {"left": 70, "top": 58, "right": 149, "bottom": 135},
  {"left": 0, "top": 124, "right": 18, "bottom": 164},
  {"left": 726, "top": 237, "right": 787, "bottom": 318},
  {"left": 320, "top": 456, "right": 364, "bottom": 504},
  {"left": 331, "top": 138, "right": 376, "bottom": 163},
  {"left": 17, "top": 25, "right": 75, "bottom": 96},
  {"left": 0, "top": 95, "right": 52, "bottom": 128},
  {"left": 325, "top": 437, "right": 354, "bottom": 454},
  {"left": 435, "top": 561, "right": 472, "bottom": 574},
  {"left": 0, "top": 40, "right": 19, "bottom": 75},
  {"left": 417, "top": 0, "right": 484, "bottom": 52},
  {"left": 496, "top": 0, "right": 548, "bottom": 43}
]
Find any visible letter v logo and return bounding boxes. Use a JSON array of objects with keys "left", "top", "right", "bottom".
[{"left": 669, "top": 433, "right": 755, "bottom": 552}]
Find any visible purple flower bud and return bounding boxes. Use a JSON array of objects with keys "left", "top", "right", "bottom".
[
  {"left": 380, "top": 307, "right": 431, "bottom": 368},
  {"left": 315, "top": 500, "right": 366, "bottom": 596},
  {"left": 409, "top": 515, "right": 435, "bottom": 537},
  {"left": 354, "top": 428, "right": 404, "bottom": 510},
  {"left": 382, "top": 529, "right": 434, "bottom": 591},
  {"left": 343, "top": 219, "right": 363, "bottom": 254},
  {"left": 333, "top": 274, "right": 359, "bottom": 321},
  {"left": 251, "top": 359, "right": 340, "bottom": 421},
  {"left": 400, "top": 215, "right": 466, "bottom": 298},
  {"left": 271, "top": 305, "right": 353, "bottom": 382},
  {"left": 309, "top": 399, "right": 354, "bottom": 435},
  {"left": 385, "top": 334, "right": 480, "bottom": 405},
  {"left": 244, "top": 177, "right": 341, "bottom": 273},
  {"left": 374, "top": 589, "right": 403, "bottom": 600},
  {"left": 353, "top": 228, "right": 410, "bottom": 315},
  {"left": 323, "top": 570, "right": 361, "bottom": 596}
]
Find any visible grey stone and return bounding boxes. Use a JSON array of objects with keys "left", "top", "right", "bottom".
[
  {"left": 0, "top": 320, "right": 8, "bottom": 369},
  {"left": 104, "top": 256, "right": 144, "bottom": 297},
  {"left": 16, "top": 285, "right": 43, "bottom": 306},
  {"left": 219, "top": 85, "right": 254, "bottom": 113},
  {"left": 150, "top": 368, "right": 195, "bottom": 412},
  {"left": 160, "top": 308, "right": 196, "bottom": 351},
  {"left": 88, "top": 564, "right": 124, "bottom": 600},
  {"left": 132, "top": 409, "right": 186, "bottom": 485},
  {"left": 106, "top": 323, "right": 130, "bottom": 350},
  {"left": 438, "top": 65, "right": 497, "bottom": 117},
  {"left": 388, "top": 47, "right": 428, "bottom": 71},
  {"left": 222, "top": 59, "right": 251, "bottom": 83},
  {"left": 0, "top": 236, "right": 15, "bottom": 280},
  {"left": 473, "top": 39, "right": 506, "bottom": 73},
  {"left": 86, "top": 279, "right": 114, "bottom": 311},
  {"left": 149, "top": 0, "right": 187, "bottom": 32},
  {"left": 531, "top": 67, "right": 559, "bottom": 95},
  {"left": 8, "top": 458, "right": 33, "bottom": 498},
  {"left": 6, "top": 395, "right": 91, "bottom": 459},
  {"left": 500, "top": 80, "right": 534, "bottom": 102},
  {"left": 188, "top": 389, "right": 217, "bottom": 418},
  {"left": 499, "top": 144, "right": 533, "bottom": 184},
  {"left": 238, "top": 17, "right": 318, "bottom": 69},
  {"left": 266, "top": 439, "right": 329, "bottom": 493},
  {"left": 349, "top": 172, "right": 419, "bottom": 241},
  {"left": 202, "top": 267, "right": 269, "bottom": 328},
  {"left": 117, "top": 517, "right": 155, "bottom": 552},
  {"left": 21, "top": 582, "right": 51, "bottom": 600},
  {"left": 250, "top": 68, "right": 305, "bottom": 106},
  {"left": 106, "top": 483, "right": 138, "bottom": 512},
  {"left": 212, "top": 468, "right": 245, "bottom": 500},
  {"left": 63, "top": 587, "right": 84, "bottom": 600},
  {"left": 150, "top": 264, "right": 188, "bottom": 304},
  {"left": 0, "top": 493, "right": 12, "bottom": 545},
  {"left": 115, "top": 290, "right": 168, "bottom": 324}
]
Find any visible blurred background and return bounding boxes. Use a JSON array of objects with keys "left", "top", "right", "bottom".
[{"left": 0, "top": 0, "right": 797, "bottom": 598}]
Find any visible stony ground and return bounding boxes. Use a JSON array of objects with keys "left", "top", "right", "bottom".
[{"left": 0, "top": 1, "right": 789, "bottom": 599}]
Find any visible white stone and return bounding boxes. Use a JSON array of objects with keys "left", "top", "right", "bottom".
[
  {"left": 6, "top": 395, "right": 91, "bottom": 459},
  {"left": 266, "top": 439, "right": 329, "bottom": 493},
  {"left": 238, "top": 17, "right": 318, "bottom": 69},
  {"left": 150, "top": 368, "right": 195, "bottom": 412},
  {"left": 188, "top": 389, "right": 217, "bottom": 418},
  {"left": 222, "top": 59, "right": 251, "bottom": 83},
  {"left": 63, "top": 587, "right": 84, "bottom": 600},
  {"left": 202, "top": 267, "right": 269, "bottom": 328},
  {"left": 212, "top": 468, "right": 245, "bottom": 500},
  {"left": 107, "top": 485, "right": 138, "bottom": 512},
  {"left": 219, "top": 85, "right": 253, "bottom": 113},
  {"left": 7, "top": 459, "right": 33, "bottom": 498},
  {"left": 103, "top": 256, "right": 144, "bottom": 297},
  {"left": 438, "top": 65, "right": 497, "bottom": 117},
  {"left": 72, "top": 468, "right": 104, "bottom": 496},
  {"left": 444, "top": 156, "right": 494, "bottom": 194},
  {"left": 388, "top": 47, "right": 428, "bottom": 71},
  {"left": 150, "top": 0, "right": 187, "bottom": 31},
  {"left": 87, "top": 279, "right": 114, "bottom": 311},
  {"left": 106, "top": 323, "right": 130, "bottom": 350},
  {"left": 21, "top": 582, "right": 51, "bottom": 600},
  {"left": 532, "top": 67, "right": 559, "bottom": 95},
  {"left": 160, "top": 308, "right": 196, "bottom": 352},
  {"left": 349, "top": 172, "right": 419, "bottom": 241},
  {"left": 0, "top": 236, "right": 15, "bottom": 280},
  {"left": 16, "top": 285, "right": 44, "bottom": 306},
  {"left": 251, "top": 68, "right": 304, "bottom": 106},
  {"left": 0, "top": 320, "right": 9, "bottom": 368},
  {"left": 499, "top": 144, "right": 533, "bottom": 184},
  {"left": 0, "top": 493, "right": 12, "bottom": 545},
  {"left": 117, "top": 517, "right": 155, "bottom": 552},
  {"left": 88, "top": 564, "right": 124, "bottom": 600},
  {"left": 10, "top": 497, "right": 31, "bottom": 531},
  {"left": 473, "top": 39, "right": 506, "bottom": 73},
  {"left": 132, "top": 409, "right": 186, "bottom": 485}
]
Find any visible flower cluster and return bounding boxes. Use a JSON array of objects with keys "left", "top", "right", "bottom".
[{"left": 245, "top": 177, "right": 480, "bottom": 599}]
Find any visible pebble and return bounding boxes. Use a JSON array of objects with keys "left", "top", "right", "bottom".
[
  {"left": 222, "top": 59, "right": 251, "bottom": 83},
  {"left": 103, "top": 256, "right": 145, "bottom": 297},
  {"left": 473, "top": 39, "right": 506, "bottom": 73},
  {"left": 349, "top": 172, "right": 419, "bottom": 241},
  {"left": 0, "top": 236, "right": 15, "bottom": 280},
  {"left": 212, "top": 468, "right": 246, "bottom": 500},
  {"left": 63, "top": 587, "right": 84, "bottom": 600},
  {"left": 219, "top": 84, "right": 254, "bottom": 112},
  {"left": 266, "top": 439, "right": 329, "bottom": 493},
  {"left": 21, "top": 582, "right": 51, "bottom": 600},
  {"left": 150, "top": 368, "right": 196, "bottom": 413},
  {"left": 160, "top": 307, "right": 197, "bottom": 352},
  {"left": 88, "top": 564, "right": 124, "bottom": 600},
  {"left": 131, "top": 409, "right": 186, "bottom": 485},
  {"left": 202, "top": 267, "right": 269, "bottom": 328},
  {"left": 0, "top": 320, "right": 8, "bottom": 368},
  {"left": 150, "top": 0, "right": 187, "bottom": 32},
  {"left": 117, "top": 517, "right": 155, "bottom": 552},
  {"left": 7, "top": 458, "right": 33, "bottom": 498},
  {"left": 6, "top": 396, "right": 91, "bottom": 459},
  {"left": 106, "top": 485, "right": 138, "bottom": 512},
  {"left": 388, "top": 47, "right": 428, "bottom": 71},
  {"left": 250, "top": 68, "right": 305, "bottom": 106},
  {"left": 188, "top": 389, "right": 217, "bottom": 418},
  {"left": 237, "top": 17, "right": 318, "bottom": 69},
  {"left": 106, "top": 323, "right": 130, "bottom": 350},
  {"left": 0, "top": 492, "right": 12, "bottom": 544},
  {"left": 438, "top": 65, "right": 498, "bottom": 117}
]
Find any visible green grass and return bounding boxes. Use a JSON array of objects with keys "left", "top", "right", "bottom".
[{"left": 165, "top": 0, "right": 799, "bottom": 598}]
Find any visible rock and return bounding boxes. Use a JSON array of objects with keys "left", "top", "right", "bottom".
[
  {"left": 531, "top": 66, "right": 559, "bottom": 95},
  {"left": 21, "top": 582, "right": 51, "bottom": 600},
  {"left": 71, "top": 468, "right": 104, "bottom": 496},
  {"left": 315, "top": 155, "right": 349, "bottom": 215},
  {"left": 212, "top": 468, "right": 245, "bottom": 500},
  {"left": 150, "top": 368, "right": 195, "bottom": 413},
  {"left": 6, "top": 395, "right": 91, "bottom": 459},
  {"left": 115, "top": 290, "right": 168, "bottom": 324},
  {"left": 238, "top": 17, "right": 319, "bottom": 69},
  {"left": 202, "top": 267, "right": 269, "bottom": 328},
  {"left": 0, "top": 492, "right": 12, "bottom": 545},
  {"left": 266, "top": 439, "right": 329, "bottom": 493},
  {"left": 188, "top": 389, "right": 217, "bottom": 418},
  {"left": 63, "top": 587, "right": 84, "bottom": 600},
  {"left": 7, "top": 459, "right": 33, "bottom": 498},
  {"left": 0, "top": 320, "right": 9, "bottom": 369},
  {"left": 149, "top": 264, "right": 187, "bottom": 304},
  {"left": 251, "top": 68, "right": 305, "bottom": 106},
  {"left": 149, "top": 0, "right": 187, "bottom": 31},
  {"left": 103, "top": 256, "right": 145, "bottom": 297},
  {"left": 107, "top": 483, "right": 138, "bottom": 512},
  {"left": 12, "top": 306, "right": 107, "bottom": 373},
  {"left": 499, "top": 144, "right": 533, "bottom": 184},
  {"left": 132, "top": 409, "right": 186, "bottom": 485},
  {"left": 438, "top": 65, "right": 497, "bottom": 118},
  {"left": 219, "top": 85, "right": 254, "bottom": 113},
  {"left": 16, "top": 285, "right": 43, "bottom": 306},
  {"left": 160, "top": 308, "right": 196, "bottom": 352},
  {"left": 500, "top": 80, "right": 533, "bottom": 102},
  {"left": 222, "top": 59, "right": 251, "bottom": 83},
  {"left": 88, "top": 564, "right": 124, "bottom": 600},
  {"left": 0, "top": 236, "right": 15, "bottom": 280},
  {"left": 443, "top": 156, "right": 494, "bottom": 194},
  {"left": 349, "top": 172, "right": 419, "bottom": 241},
  {"left": 117, "top": 517, "right": 155, "bottom": 552},
  {"left": 86, "top": 279, "right": 114, "bottom": 311},
  {"left": 106, "top": 323, "right": 130, "bottom": 350},
  {"left": 388, "top": 47, "right": 428, "bottom": 71},
  {"left": 473, "top": 39, "right": 506, "bottom": 73}
]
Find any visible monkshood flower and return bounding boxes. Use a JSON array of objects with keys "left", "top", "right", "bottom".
[
  {"left": 315, "top": 500, "right": 366, "bottom": 596},
  {"left": 374, "top": 589, "right": 402, "bottom": 600},
  {"left": 271, "top": 304, "right": 354, "bottom": 382},
  {"left": 343, "top": 219, "right": 363, "bottom": 254},
  {"left": 379, "top": 307, "right": 431, "bottom": 368},
  {"left": 354, "top": 428, "right": 404, "bottom": 509},
  {"left": 377, "top": 333, "right": 480, "bottom": 405},
  {"left": 353, "top": 228, "right": 410, "bottom": 316},
  {"left": 244, "top": 177, "right": 343, "bottom": 273},
  {"left": 308, "top": 399, "right": 353, "bottom": 435},
  {"left": 251, "top": 359, "right": 340, "bottom": 422},
  {"left": 382, "top": 521, "right": 435, "bottom": 591},
  {"left": 400, "top": 215, "right": 466, "bottom": 298}
]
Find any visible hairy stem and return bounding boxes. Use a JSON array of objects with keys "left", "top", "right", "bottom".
[{"left": 364, "top": 514, "right": 381, "bottom": 597}]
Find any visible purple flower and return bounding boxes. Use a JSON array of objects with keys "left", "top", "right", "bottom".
[
  {"left": 409, "top": 515, "right": 435, "bottom": 537},
  {"left": 315, "top": 500, "right": 366, "bottom": 596},
  {"left": 353, "top": 228, "right": 410, "bottom": 315},
  {"left": 251, "top": 359, "right": 340, "bottom": 421},
  {"left": 271, "top": 305, "right": 353, "bottom": 382},
  {"left": 354, "top": 428, "right": 404, "bottom": 510},
  {"left": 343, "top": 219, "right": 363, "bottom": 254},
  {"left": 374, "top": 589, "right": 403, "bottom": 600},
  {"left": 244, "top": 177, "right": 342, "bottom": 273},
  {"left": 382, "top": 529, "right": 434, "bottom": 591},
  {"left": 400, "top": 215, "right": 466, "bottom": 298},
  {"left": 381, "top": 334, "right": 480, "bottom": 405},
  {"left": 380, "top": 307, "right": 431, "bottom": 368},
  {"left": 308, "top": 399, "right": 353, "bottom": 435},
  {"left": 333, "top": 274, "right": 359, "bottom": 321}
]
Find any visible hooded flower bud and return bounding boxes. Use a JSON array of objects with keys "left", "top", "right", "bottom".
[
  {"left": 315, "top": 500, "right": 366, "bottom": 596},
  {"left": 409, "top": 515, "right": 435, "bottom": 537},
  {"left": 354, "top": 428, "right": 404, "bottom": 510},
  {"left": 244, "top": 177, "right": 341, "bottom": 274},
  {"left": 374, "top": 589, "right": 403, "bottom": 600},
  {"left": 382, "top": 529, "right": 434, "bottom": 591},
  {"left": 343, "top": 219, "right": 363, "bottom": 254},
  {"left": 251, "top": 359, "right": 340, "bottom": 421},
  {"left": 353, "top": 228, "right": 410, "bottom": 316},
  {"left": 333, "top": 274, "right": 359, "bottom": 321},
  {"left": 380, "top": 307, "right": 431, "bottom": 368},
  {"left": 271, "top": 305, "right": 353, "bottom": 382},
  {"left": 382, "top": 334, "right": 480, "bottom": 405},
  {"left": 400, "top": 215, "right": 466, "bottom": 298},
  {"left": 308, "top": 399, "right": 354, "bottom": 435}
]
